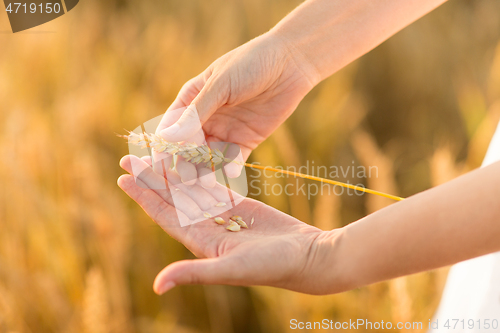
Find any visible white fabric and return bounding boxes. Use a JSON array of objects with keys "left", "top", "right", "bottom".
[{"left": 430, "top": 121, "right": 500, "bottom": 332}]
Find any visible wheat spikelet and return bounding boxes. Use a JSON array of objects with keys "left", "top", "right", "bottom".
[{"left": 120, "top": 131, "right": 226, "bottom": 168}]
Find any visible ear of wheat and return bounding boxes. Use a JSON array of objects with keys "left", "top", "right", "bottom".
[
  {"left": 120, "top": 131, "right": 226, "bottom": 168},
  {"left": 120, "top": 131, "right": 404, "bottom": 201}
]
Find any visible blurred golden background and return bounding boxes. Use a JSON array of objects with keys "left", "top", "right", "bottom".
[{"left": 1, "top": 0, "right": 500, "bottom": 332}]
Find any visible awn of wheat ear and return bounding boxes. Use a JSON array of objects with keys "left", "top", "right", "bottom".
[{"left": 120, "top": 131, "right": 404, "bottom": 201}]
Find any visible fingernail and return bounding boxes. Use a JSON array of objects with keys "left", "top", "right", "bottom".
[
  {"left": 158, "top": 281, "right": 176, "bottom": 295},
  {"left": 161, "top": 123, "right": 180, "bottom": 137}
]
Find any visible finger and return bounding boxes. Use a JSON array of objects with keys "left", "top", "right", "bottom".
[
  {"left": 141, "top": 155, "right": 152, "bottom": 166},
  {"left": 156, "top": 107, "right": 185, "bottom": 135},
  {"left": 206, "top": 141, "right": 248, "bottom": 179},
  {"left": 223, "top": 143, "right": 248, "bottom": 178},
  {"left": 152, "top": 151, "right": 172, "bottom": 176},
  {"left": 197, "top": 164, "right": 217, "bottom": 188},
  {"left": 152, "top": 150, "right": 243, "bottom": 206},
  {"left": 167, "top": 171, "right": 220, "bottom": 212},
  {"left": 117, "top": 174, "right": 188, "bottom": 235},
  {"left": 118, "top": 171, "right": 228, "bottom": 256},
  {"left": 160, "top": 76, "right": 229, "bottom": 142},
  {"left": 166, "top": 75, "right": 205, "bottom": 114},
  {"left": 190, "top": 74, "right": 228, "bottom": 124},
  {"left": 153, "top": 256, "right": 245, "bottom": 294},
  {"left": 123, "top": 155, "right": 219, "bottom": 217},
  {"left": 175, "top": 156, "right": 198, "bottom": 186},
  {"left": 120, "top": 155, "right": 204, "bottom": 219},
  {"left": 198, "top": 178, "right": 247, "bottom": 209},
  {"left": 121, "top": 155, "right": 169, "bottom": 193},
  {"left": 159, "top": 104, "right": 202, "bottom": 142},
  {"left": 153, "top": 105, "right": 184, "bottom": 176},
  {"left": 155, "top": 75, "right": 206, "bottom": 136},
  {"left": 155, "top": 76, "right": 204, "bottom": 140}
]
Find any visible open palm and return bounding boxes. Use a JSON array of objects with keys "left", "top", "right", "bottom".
[{"left": 118, "top": 155, "right": 327, "bottom": 295}]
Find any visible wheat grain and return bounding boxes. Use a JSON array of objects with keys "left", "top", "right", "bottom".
[
  {"left": 226, "top": 221, "right": 240, "bottom": 232},
  {"left": 214, "top": 217, "right": 225, "bottom": 225},
  {"left": 229, "top": 215, "right": 247, "bottom": 228},
  {"left": 237, "top": 220, "right": 248, "bottom": 228}
]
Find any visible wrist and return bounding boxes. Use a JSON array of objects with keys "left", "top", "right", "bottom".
[
  {"left": 263, "top": 29, "right": 322, "bottom": 87},
  {"left": 296, "top": 228, "right": 350, "bottom": 295}
]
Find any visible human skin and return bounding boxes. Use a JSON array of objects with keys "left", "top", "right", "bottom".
[
  {"left": 153, "top": 34, "right": 316, "bottom": 187},
  {"left": 119, "top": 0, "right": 500, "bottom": 295},
  {"left": 156, "top": 0, "right": 448, "bottom": 186},
  {"left": 118, "top": 156, "right": 500, "bottom": 295}
]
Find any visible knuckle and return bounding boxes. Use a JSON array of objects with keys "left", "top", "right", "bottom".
[{"left": 187, "top": 267, "right": 202, "bottom": 285}]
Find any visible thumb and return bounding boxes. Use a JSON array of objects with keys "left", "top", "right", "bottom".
[
  {"left": 153, "top": 256, "right": 242, "bottom": 295},
  {"left": 160, "top": 77, "right": 228, "bottom": 142}
]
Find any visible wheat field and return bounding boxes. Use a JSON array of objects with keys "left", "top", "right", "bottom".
[{"left": 1, "top": 0, "right": 500, "bottom": 332}]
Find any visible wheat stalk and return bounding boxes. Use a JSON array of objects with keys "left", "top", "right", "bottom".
[{"left": 120, "top": 132, "right": 404, "bottom": 201}]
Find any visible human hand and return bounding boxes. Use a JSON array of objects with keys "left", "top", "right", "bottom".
[
  {"left": 118, "top": 155, "right": 342, "bottom": 295},
  {"left": 153, "top": 32, "right": 319, "bottom": 187}
]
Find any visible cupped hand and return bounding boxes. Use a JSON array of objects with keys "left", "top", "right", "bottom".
[
  {"left": 118, "top": 155, "right": 338, "bottom": 295},
  {"left": 154, "top": 32, "right": 319, "bottom": 186}
]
